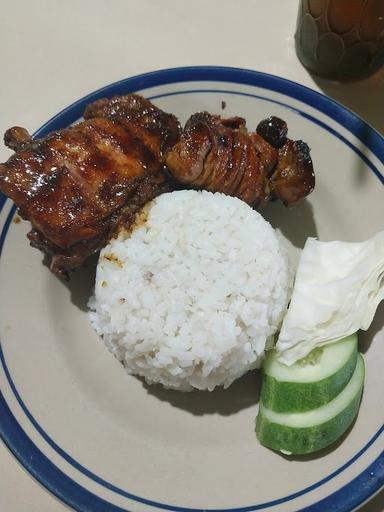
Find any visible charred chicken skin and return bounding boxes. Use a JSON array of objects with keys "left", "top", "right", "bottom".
[
  {"left": 0, "top": 94, "right": 315, "bottom": 277},
  {"left": 0, "top": 94, "right": 180, "bottom": 276},
  {"left": 165, "top": 113, "right": 315, "bottom": 208}
]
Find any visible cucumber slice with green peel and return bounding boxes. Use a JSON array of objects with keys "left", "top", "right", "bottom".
[
  {"left": 256, "top": 354, "right": 365, "bottom": 455},
  {"left": 261, "top": 333, "right": 358, "bottom": 412}
]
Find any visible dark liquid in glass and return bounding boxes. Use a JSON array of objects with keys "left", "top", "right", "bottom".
[{"left": 295, "top": 0, "right": 384, "bottom": 80}]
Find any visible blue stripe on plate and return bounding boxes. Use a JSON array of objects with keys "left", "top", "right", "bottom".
[
  {"left": 149, "top": 89, "right": 383, "bottom": 183},
  {"left": 1, "top": 343, "right": 383, "bottom": 512},
  {"left": 298, "top": 448, "right": 384, "bottom": 512},
  {"left": 0, "top": 391, "right": 127, "bottom": 512},
  {"left": 0, "top": 193, "right": 7, "bottom": 212},
  {"left": 0, "top": 67, "right": 383, "bottom": 512},
  {"left": 1, "top": 296, "right": 383, "bottom": 512},
  {"left": 31, "top": 67, "right": 384, "bottom": 166}
]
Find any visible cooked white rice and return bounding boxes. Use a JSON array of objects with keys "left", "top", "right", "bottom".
[{"left": 88, "top": 190, "right": 291, "bottom": 391}]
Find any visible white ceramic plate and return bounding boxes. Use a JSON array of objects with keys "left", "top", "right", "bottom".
[{"left": 0, "top": 67, "right": 383, "bottom": 512}]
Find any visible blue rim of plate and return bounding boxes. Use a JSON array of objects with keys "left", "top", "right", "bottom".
[{"left": 0, "top": 66, "right": 383, "bottom": 512}]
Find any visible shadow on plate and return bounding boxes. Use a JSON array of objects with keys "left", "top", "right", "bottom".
[
  {"left": 263, "top": 198, "right": 318, "bottom": 250},
  {"left": 141, "top": 370, "right": 261, "bottom": 416},
  {"left": 310, "top": 67, "right": 384, "bottom": 136},
  {"left": 359, "top": 301, "right": 384, "bottom": 354},
  {"left": 279, "top": 409, "right": 360, "bottom": 462},
  {"left": 52, "top": 253, "right": 98, "bottom": 312}
]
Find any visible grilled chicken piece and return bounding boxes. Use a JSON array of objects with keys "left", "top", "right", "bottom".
[
  {"left": 83, "top": 94, "right": 180, "bottom": 158},
  {"left": 256, "top": 116, "right": 288, "bottom": 149},
  {"left": 271, "top": 140, "right": 314, "bottom": 205},
  {"left": 0, "top": 94, "right": 180, "bottom": 276},
  {"left": 165, "top": 113, "right": 315, "bottom": 208},
  {"left": 165, "top": 112, "right": 269, "bottom": 207}
]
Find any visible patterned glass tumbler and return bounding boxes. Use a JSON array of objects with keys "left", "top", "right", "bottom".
[{"left": 295, "top": 0, "right": 384, "bottom": 80}]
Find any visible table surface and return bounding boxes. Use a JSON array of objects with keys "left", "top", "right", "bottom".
[{"left": 0, "top": 1, "right": 383, "bottom": 511}]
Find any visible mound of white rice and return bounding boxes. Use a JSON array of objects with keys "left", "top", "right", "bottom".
[{"left": 89, "top": 190, "right": 291, "bottom": 391}]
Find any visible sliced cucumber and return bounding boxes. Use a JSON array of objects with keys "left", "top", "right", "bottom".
[
  {"left": 256, "top": 354, "right": 365, "bottom": 455},
  {"left": 261, "top": 333, "right": 358, "bottom": 412}
]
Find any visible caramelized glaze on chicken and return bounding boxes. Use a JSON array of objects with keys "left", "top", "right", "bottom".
[
  {"left": 165, "top": 113, "right": 315, "bottom": 208},
  {"left": 0, "top": 95, "right": 315, "bottom": 278},
  {"left": 0, "top": 95, "right": 180, "bottom": 276}
]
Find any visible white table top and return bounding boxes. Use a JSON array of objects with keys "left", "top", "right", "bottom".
[{"left": 0, "top": 1, "right": 383, "bottom": 510}]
